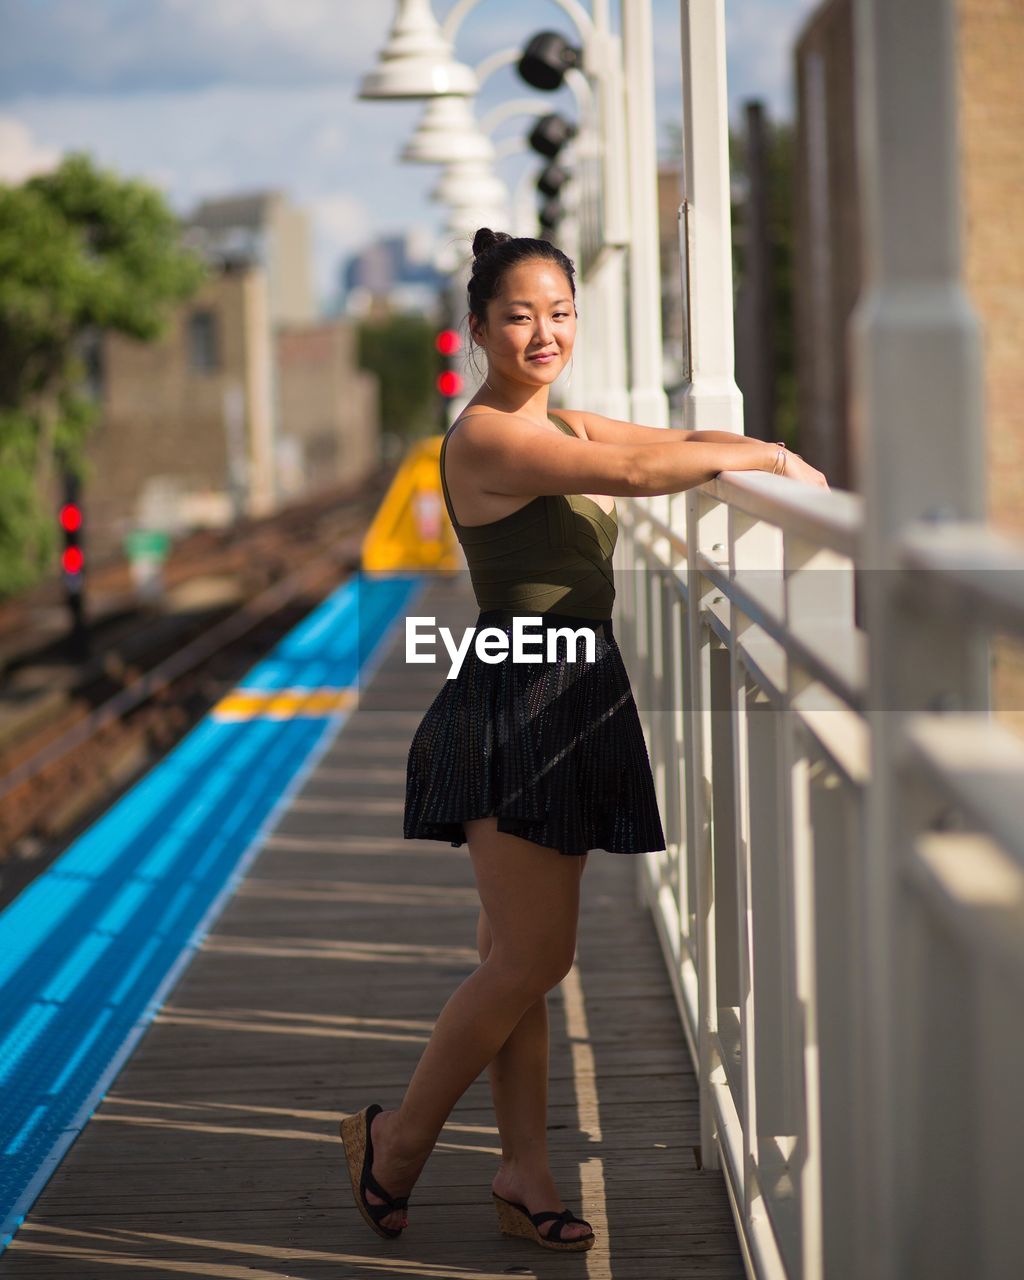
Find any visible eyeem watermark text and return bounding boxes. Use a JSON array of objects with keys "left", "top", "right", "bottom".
[{"left": 406, "top": 616, "right": 597, "bottom": 679}]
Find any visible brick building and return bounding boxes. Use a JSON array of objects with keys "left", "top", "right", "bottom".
[
  {"left": 84, "top": 191, "right": 379, "bottom": 559},
  {"left": 793, "top": 0, "right": 1024, "bottom": 720},
  {"left": 794, "top": 0, "right": 1023, "bottom": 533}
]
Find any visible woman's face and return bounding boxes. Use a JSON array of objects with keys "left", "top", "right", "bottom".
[{"left": 472, "top": 258, "right": 576, "bottom": 388}]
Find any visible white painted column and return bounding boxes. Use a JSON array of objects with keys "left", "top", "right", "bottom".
[
  {"left": 677, "top": 1, "right": 743, "bottom": 434},
  {"left": 582, "top": 5, "right": 631, "bottom": 422},
  {"left": 622, "top": 0, "right": 669, "bottom": 427},
  {"left": 849, "top": 0, "right": 987, "bottom": 1276},
  {"left": 673, "top": 0, "right": 743, "bottom": 1176}
]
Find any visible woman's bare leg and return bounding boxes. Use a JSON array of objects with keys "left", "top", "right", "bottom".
[
  {"left": 362, "top": 819, "right": 586, "bottom": 1232},
  {"left": 476, "top": 849, "right": 588, "bottom": 1168},
  {"left": 477, "top": 850, "right": 591, "bottom": 1240}
]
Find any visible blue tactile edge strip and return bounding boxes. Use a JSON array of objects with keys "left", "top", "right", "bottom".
[{"left": 0, "top": 569, "right": 426, "bottom": 1253}]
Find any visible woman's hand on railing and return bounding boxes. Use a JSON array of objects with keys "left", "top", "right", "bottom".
[
  {"left": 687, "top": 432, "right": 831, "bottom": 492},
  {"left": 776, "top": 448, "right": 831, "bottom": 491}
]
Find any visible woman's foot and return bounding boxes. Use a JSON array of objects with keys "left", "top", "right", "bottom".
[
  {"left": 491, "top": 1162, "right": 593, "bottom": 1242},
  {"left": 364, "top": 1108, "right": 429, "bottom": 1232}
]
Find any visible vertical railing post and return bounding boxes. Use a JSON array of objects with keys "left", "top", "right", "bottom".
[
  {"left": 677, "top": 1, "right": 744, "bottom": 439},
  {"left": 622, "top": 0, "right": 670, "bottom": 428},
  {"left": 673, "top": 1, "right": 744, "bottom": 1175},
  {"left": 850, "top": 0, "right": 987, "bottom": 1274},
  {"left": 683, "top": 491, "right": 729, "bottom": 1172}
]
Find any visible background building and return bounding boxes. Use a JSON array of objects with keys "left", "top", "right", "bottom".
[
  {"left": 338, "top": 232, "right": 445, "bottom": 320},
  {"left": 186, "top": 191, "right": 316, "bottom": 327},
  {"left": 793, "top": 0, "right": 1023, "bottom": 532},
  {"left": 84, "top": 190, "right": 379, "bottom": 559},
  {"left": 793, "top": 0, "right": 1024, "bottom": 722}
]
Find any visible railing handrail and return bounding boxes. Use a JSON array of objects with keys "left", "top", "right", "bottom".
[
  {"left": 628, "top": 470, "right": 863, "bottom": 559},
  {"left": 620, "top": 467, "right": 1024, "bottom": 1278}
]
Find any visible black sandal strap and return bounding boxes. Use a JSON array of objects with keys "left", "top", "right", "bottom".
[
  {"left": 363, "top": 1163, "right": 407, "bottom": 1210},
  {"left": 364, "top": 1198, "right": 400, "bottom": 1225},
  {"left": 531, "top": 1209, "right": 593, "bottom": 1242},
  {"left": 361, "top": 1105, "right": 409, "bottom": 1214},
  {"left": 530, "top": 1210, "right": 567, "bottom": 1226}
]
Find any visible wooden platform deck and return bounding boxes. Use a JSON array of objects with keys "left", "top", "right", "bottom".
[{"left": 0, "top": 576, "right": 745, "bottom": 1280}]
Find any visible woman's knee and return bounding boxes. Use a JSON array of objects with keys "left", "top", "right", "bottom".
[
  {"left": 478, "top": 908, "right": 572, "bottom": 991},
  {"left": 485, "top": 937, "right": 577, "bottom": 997},
  {"left": 468, "top": 821, "right": 581, "bottom": 989}
]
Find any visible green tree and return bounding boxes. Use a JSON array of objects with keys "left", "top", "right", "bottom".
[
  {"left": 357, "top": 312, "right": 439, "bottom": 440},
  {"left": 0, "top": 151, "right": 206, "bottom": 595}
]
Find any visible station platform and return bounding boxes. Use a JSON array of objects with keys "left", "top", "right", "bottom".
[{"left": 0, "top": 571, "right": 744, "bottom": 1279}]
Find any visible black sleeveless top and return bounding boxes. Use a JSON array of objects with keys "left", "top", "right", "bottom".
[{"left": 438, "top": 412, "right": 618, "bottom": 619}]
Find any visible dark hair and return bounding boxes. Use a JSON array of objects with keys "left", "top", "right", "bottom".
[{"left": 467, "top": 228, "right": 577, "bottom": 328}]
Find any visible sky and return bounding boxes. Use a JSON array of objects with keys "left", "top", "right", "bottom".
[{"left": 0, "top": 0, "right": 819, "bottom": 311}]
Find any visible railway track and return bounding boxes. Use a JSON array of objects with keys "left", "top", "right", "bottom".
[{"left": 0, "top": 470, "right": 391, "bottom": 902}]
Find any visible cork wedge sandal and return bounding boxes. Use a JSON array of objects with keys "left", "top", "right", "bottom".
[
  {"left": 339, "top": 1103, "right": 409, "bottom": 1240},
  {"left": 492, "top": 1191, "right": 596, "bottom": 1252}
]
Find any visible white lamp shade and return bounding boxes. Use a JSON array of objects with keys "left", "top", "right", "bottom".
[
  {"left": 401, "top": 96, "right": 495, "bottom": 165},
  {"left": 445, "top": 201, "right": 509, "bottom": 236},
  {"left": 358, "top": 0, "right": 477, "bottom": 99},
  {"left": 431, "top": 161, "right": 508, "bottom": 211}
]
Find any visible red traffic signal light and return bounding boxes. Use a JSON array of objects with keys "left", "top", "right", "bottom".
[
  {"left": 437, "top": 370, "right": 464, "bottom": 397},
  {"left": 435, "top": 329, "right": 461, "bottom": 356},
  {"left": 59, "top": 502, "right": 82, "bottom": 533},
  {"left": 58, "top": 494, "right": 85, "bottom": 581}
]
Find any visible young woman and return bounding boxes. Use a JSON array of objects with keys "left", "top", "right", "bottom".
[{"left": 341, "top": 229, "right": 830, "bottom": 1253}]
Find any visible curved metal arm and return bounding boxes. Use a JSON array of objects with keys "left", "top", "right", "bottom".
[
  {"left": 480, "top": 97, "right": 549, "bottom": 136},
  {"left": 475, "top": 51, "right": 590, "bottom": 122},
  {"left": 473, "top": 46, "right": 519, "bottom": 86},
  {"left": 493, "top": 136, "right": 529, "bottom": 162},
  {"left": 443, "top": 0, "right": 593, "bottom": 43},
  {"left": 564, "top": 67, "right": 593, "bottom": 111}
]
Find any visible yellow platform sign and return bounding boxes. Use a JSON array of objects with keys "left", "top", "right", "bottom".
[{"left": 361, "top": 435, "right": 462, "bottom": 572}]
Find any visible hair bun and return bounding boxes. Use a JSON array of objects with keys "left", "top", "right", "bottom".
[{"left": 472, "top": 227, "right": 512, "bottom": 258}]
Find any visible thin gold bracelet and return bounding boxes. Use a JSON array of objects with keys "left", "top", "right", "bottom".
[{"left": 772, "top": 443, "right": 787, "bottom": 476}]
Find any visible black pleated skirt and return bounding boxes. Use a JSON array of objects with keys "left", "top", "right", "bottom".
[{"left": 404, "top": 608, "right": 666, "bottom": 857}]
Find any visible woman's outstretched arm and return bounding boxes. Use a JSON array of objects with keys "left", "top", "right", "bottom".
[
  {"left": 558, "top": 409, "right": 769, "bottom": 449},
  {"left": 451, "top": 411, "right": 784, "bottom": 500}
]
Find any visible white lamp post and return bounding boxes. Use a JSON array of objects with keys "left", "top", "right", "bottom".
[
  {"left": 401, "top": 96, "right": 495, "bottom": 165},
  {"left": 360, "top": 0, "right": 670, "bottom": 427},
  {"left": 359, "top": 0, "right": 631, "bottom": 420}
]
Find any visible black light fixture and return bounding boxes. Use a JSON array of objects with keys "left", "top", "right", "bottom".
[
  {"left": 539, "top": 198, "right": 565, "bottom": 234},
  {"left": 518, "top": 31, "right": 582, "bottom": 92},
  {"left": 537, "top": 162, "right": 569, "bottom": 199},
  {"left": 528, "top": 113, "right": 577, "bottom": 159}
]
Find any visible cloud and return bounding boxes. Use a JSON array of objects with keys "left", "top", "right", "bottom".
[
  {"left": 308, "top": 191, "right": 374, "bottom": 307},
  {"left": 0, "top": 116, "right": 62, "bottom": 182},
  {"left": 7, "top": 81, "right": 442, "bottom": 304},
  {"left": 0, "top": 0, "right": 387, "bottom": 98},
  {"left": 725, "top": 0, "right": 821, "bottom": 118},
  {"left": 0, "top": 0, "right": 817, "bottom": 308}
]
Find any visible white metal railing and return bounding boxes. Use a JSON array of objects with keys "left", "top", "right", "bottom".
[
  {"left": 614, "top": 0, "right": 1024, "bottom": 1273},
  {"left": 615, "top": 477, "right": 1024, "bottom": 1280}
]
